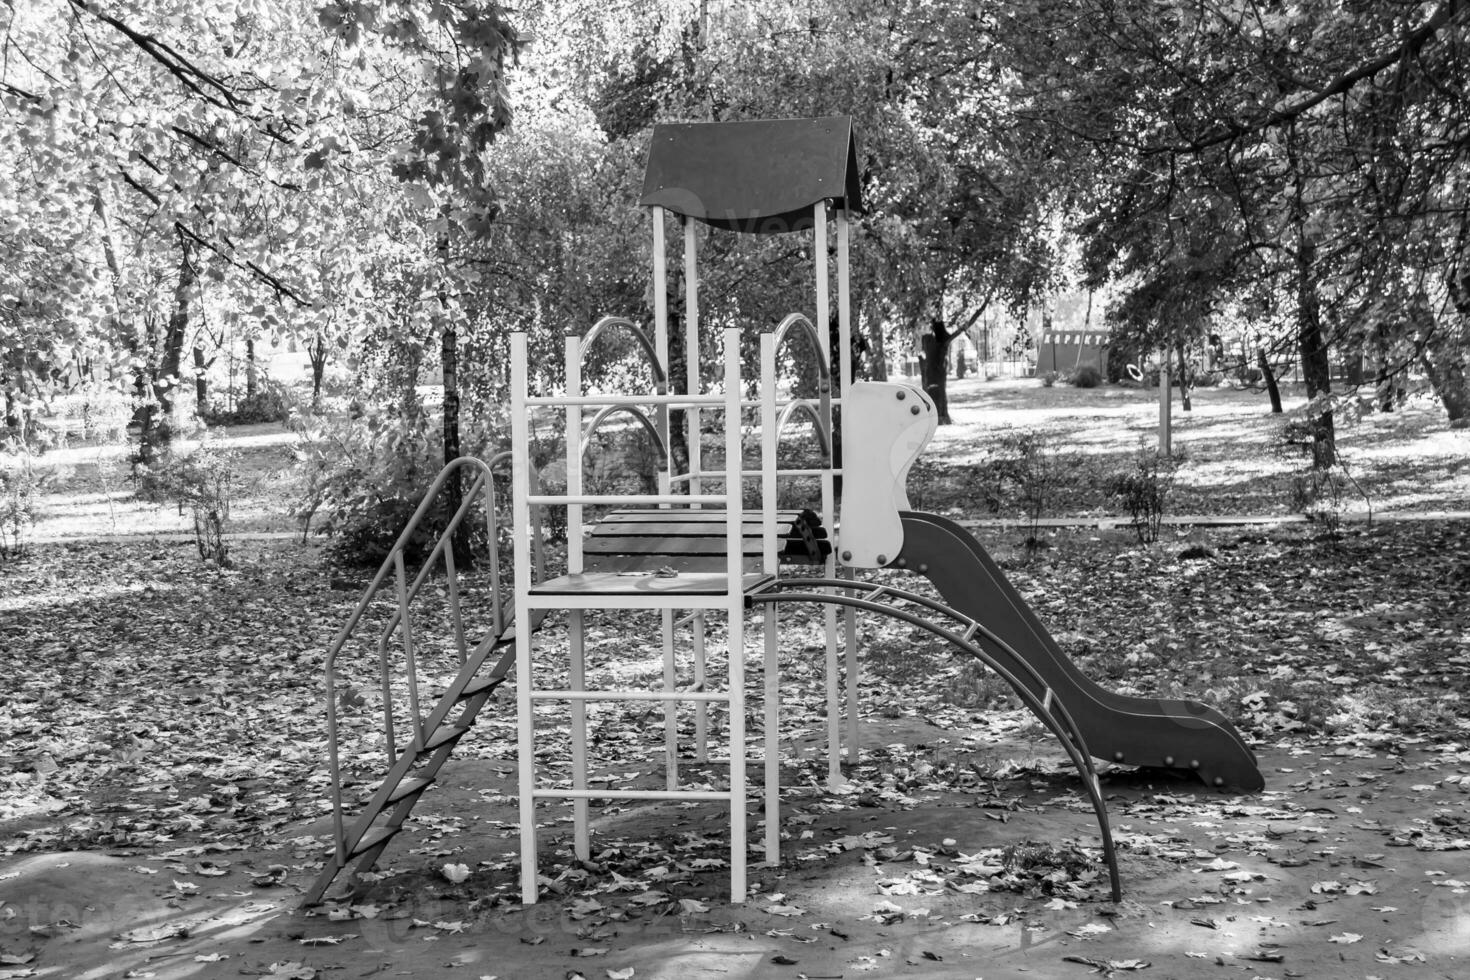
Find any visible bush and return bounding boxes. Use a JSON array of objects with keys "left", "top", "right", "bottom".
[
  {"left": 292, "top": 404, "right": 517, "bottom": 565},
  {"left": 138, "top": 441, "right": 245, "bottom": 565},
  {"left": 974, "top": 431, "right": 1056, "bottom": 550},
  {"left": 203, "top": 378, "right": 294, "bottom": 426},
  {"left": 0, "top": 433, "right": 53, "bottom": 561},
  {"left": 1068, "top": 365, "right": 1103, "bottom": 388},
  {"left": 1039, "top": 370, "right": 1060, "bottom": 388},
  {"left": 1107, "top": 442, "right": 1181, "bottom": 544}
]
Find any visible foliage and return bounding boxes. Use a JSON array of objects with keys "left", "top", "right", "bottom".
[
  {"left": 1107, "top": 442, "right": 1182, "bottom": 545},
  {"left": 0, "top": 433, "right": 52, "bottom": 560},
  {"left": 138, "top": 442, "right": 246, "bottom": 566},
  {"left": 292, "top": 403, "right": 507, "bottom": 565},
  {"left": 1040, "top": 370, "right": 1060, "bottom": 388},
  {"left": 973, "top": 431, "right": 1057, "bottom": 550},
  {"left": 203, "top": 378, "right": 295, "bottom": 427},
  {"left": 1068, "top": 365, "right": 1102, "bottom": 389}
]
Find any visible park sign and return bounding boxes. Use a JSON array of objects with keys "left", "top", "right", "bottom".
[{"left": 1036, "top": 327, "right": 1109, "bottom": 375}]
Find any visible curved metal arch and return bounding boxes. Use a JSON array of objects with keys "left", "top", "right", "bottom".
[
  {"left": 581, "top": 404, "right": 670, "bottom": 464},
  {"left": 772, "top": 312, "right": 831, "bottom": 393},
  {"left": 748, "top": 577, "right": 1122, "bottom": 903},
  {"left": 776, "top": 399, "right": 832, "bottom": 462},
  {"left": 580, "top": 316, "right": 668, "bottom": 392}
]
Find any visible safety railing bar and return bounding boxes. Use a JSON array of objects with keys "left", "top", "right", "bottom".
[
  {"left": 579, "top": 316, "right": 669, "bottom": 390},
  {"left": 394, "top": 552, "right": 425, "bottom": 747},
  {"left": 582, "top": 404, "right": 670, "bottom": 463},
  {"left": 443, "top": 539, "right": 467, "bottom": 666},
  {"left": 771, "top": 312, "right": 832, "bottom": 390},
  {"left": 775, "top": 398, "right": 833, "bottom": 462},
  {"left": 322, "top": 454, "right": 500, "bottom": 858},
  {"left": 370, "top": 467, "right": 495, "bottom": 652}
]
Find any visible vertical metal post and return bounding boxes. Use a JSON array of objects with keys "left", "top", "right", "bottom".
[
  {"left": 759, "top": 329, "right": 779, "bottom": 863},
  {"left": 663, "top": 610, "right": 678, "bottom": 790},
  {"left": 836, "top": 207, "right": 852, "bottom": 393},
  {"left": 722, "top": 326, "right": 747, "bottom": 902},
  {"left": 510, "top": 331, "right": 539, "bottom": 904},
  {"left": 685, "top": 215, "right": 702, "bottom": 499},
  {"left": 569, "top": 609, "right": 589, "bottom": 859},
  {"left": 693, "top": 613, "right": 708, "bottom": 762},
  {"left": 394, "top": 552, "right": 424, "bottom": 746},
  {"left": 566, "top": 333, "right": 589, "bottom": 851},
  {"left": 1159, "top": 347, "right": 1173, "bottom": 457},
  {"left": 844, "top": 595, "right": 858, "bottom": 765}
]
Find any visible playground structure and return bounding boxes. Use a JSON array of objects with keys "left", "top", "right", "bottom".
[{"left": 305, "top": 116, "right": 1264, "bottom": 909}]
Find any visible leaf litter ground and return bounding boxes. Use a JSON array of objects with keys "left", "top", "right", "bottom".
[{"left": 4, "top": 377, "right": 1470, "bottom": 979}]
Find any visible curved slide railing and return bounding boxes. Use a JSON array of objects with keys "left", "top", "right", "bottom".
[{"left": 894, "top": 511, "right": 1264, "bottom": 791}]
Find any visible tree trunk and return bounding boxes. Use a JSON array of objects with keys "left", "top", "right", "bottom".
[
  {"left": 666, "top": 304, "right": 691, "bottom": 476},
  {"left": 920, "top": 318, "right": 952, "bottom": 425},
  {"left": 442, "top": 320, "right": 470, "bottom": 563},
  {"left": 1422, "top": 347, "right": 1470, "bottom": 423},
  {"left": 1175, "top": 339, "right": 1192, "bottom": 412},
  {"left": 1288, "top": 126, "right": 1335, "bottom": 467},
  {"left": 309, "top": 332, "right": 329, "bottom": 408},
  {"left": 864, "top": 303, "right": 888, "bottom": 382},
  {"left": 193, "top": 343, "right": 210, "bottom": 415},
  {"left": 138, "top": 236, "right": 194, "bottom": 466},
  {"left": 1258, "top": 350, "right": 1283, "bottom": 413},
  {"left": 244, "top": 337, "right": 258, "bottom": 398}
]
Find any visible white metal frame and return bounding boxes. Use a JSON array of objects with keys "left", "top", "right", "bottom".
[{"left": 508, "top": 193, "right": 860, "bottom": 905}]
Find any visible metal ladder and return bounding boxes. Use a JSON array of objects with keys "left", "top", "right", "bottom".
[{"left": 303, "top": 454, "right": 542, "bottom": 906}]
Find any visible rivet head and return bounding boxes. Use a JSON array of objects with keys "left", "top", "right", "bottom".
[
  {"left": 1113, "top": 752, "right": 1125, "bottom": 762},
  {"left": 841, "top": 550, "right": 852, "bottom": 561},
  {"left": 910, "top": 405, "right": 920, "bottom": 415},
  {"left": 876, "top": 554, "right": 887, "bottom": 564},
  {"left": 896, "top": 390, "right": 906, "bottom": 400},
  {"left": 917, "top": 563, "right": 928, "bottom": 574},
  {"left": 1164, "top": 756, "right": 1175, "bottom": 767},
  {"left": 1190, "top": 759, "right": 1201, "bottom": 769},
  {"left": 1213, "top": 776, "right": 1225, "bottom": 787}
]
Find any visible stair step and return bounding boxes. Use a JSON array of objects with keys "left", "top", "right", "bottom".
[
  {"left": 422, "top": 724, "right": 472, "bottom": 752},
  {"left": 387, "top": 777, "right": 434, "bottom": 803},
  {"left": 460, "top": 673, "right": 507, "bottom": 699},
  {"left": 350, "top": 824, "right": 400, "bottom": 858}
]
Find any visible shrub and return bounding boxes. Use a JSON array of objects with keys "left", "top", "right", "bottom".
[
  {"left": 1107, "top": 442, "right": 1181, "bottom": 544},
  {"left": 292, "top": 404, "right": 520, "bottom": 565},
  {"left": 975, "top": 431, "right": 1056, "bottom": 550},
  {"left": 204, "top": 378, "right": 294, "bottom": 426},
  {"left": 1039, "top": 370, "right": 1060, "bottom": 388},
  {"left": 138, "top": 441, "right": 245, "bottom": 565},
  {"left": 1068, "top": 364, "right": 1103, "bottom": 388},
  {"left": 0, "top": 433, "right": 52, "bottom": 561}
]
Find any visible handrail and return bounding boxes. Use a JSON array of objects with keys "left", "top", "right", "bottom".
[
  {"left": 579, "top": 316, "right": 668, "bottom": 392},
  {"left": 776, "top": 399, "right": 833, "bottom": 462},
  {"left": 772, "top": 313, "right": 831, "bottom": 392},
  {"left": 322, "top": 452, "right": 531, "bottom": 866},
  {"left": 581, "top": 404, "right": 670, "bottom": 464}
]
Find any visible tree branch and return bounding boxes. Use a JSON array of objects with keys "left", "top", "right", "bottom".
[{"left": 1162, "top": 0, "right": 1463, "bottom": 155}]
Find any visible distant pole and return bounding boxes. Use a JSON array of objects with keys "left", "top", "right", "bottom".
[{"left": 1158, "top": 346, "right": 1172, "bottom": 456}]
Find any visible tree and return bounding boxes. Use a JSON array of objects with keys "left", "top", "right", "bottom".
[{"left": 989, "top": 0, "right": 1470, "bottom": 452}]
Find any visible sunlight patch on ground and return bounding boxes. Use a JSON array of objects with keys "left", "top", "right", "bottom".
[{"left": 0, "top": 579, "right": 177, "bottom": 615}]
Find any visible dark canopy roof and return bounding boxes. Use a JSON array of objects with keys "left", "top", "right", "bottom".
[{"left": 639, "top": 116, "right": 862, "bottom": 234}]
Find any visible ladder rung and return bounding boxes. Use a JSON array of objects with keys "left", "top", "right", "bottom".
[
  {"left": 423, "top": 724, "right": 472, "bottom": 751},
  {"left": 528, "top": 690, "right": 731, "bottom": 703},
  {"left": 461, "top": 673, "right": 507, "bottom": 699},
  {"left": 350, "top": 824, "right": 399, "bottom": 858},
  {"left": 387, "top": 776, "right": 434, "bottom": 803},
  {"left": 533, "top": 788, "right": 734, "bottom": 801}
]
